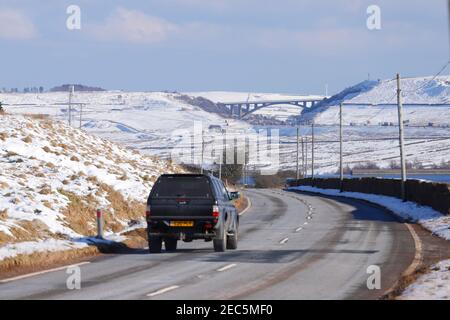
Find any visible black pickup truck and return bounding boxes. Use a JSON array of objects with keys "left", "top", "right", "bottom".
[{"left": 146, "top": 174, "right": 240, "bottom": 253}]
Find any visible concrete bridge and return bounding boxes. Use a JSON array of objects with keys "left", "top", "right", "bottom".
[{"left": 217, "top": 97, "right": 324, "bottom": 119}]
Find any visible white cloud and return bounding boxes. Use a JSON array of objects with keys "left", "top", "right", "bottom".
[
  {"left": 0, "top": 8, "right": 37, "bottom": 40},
  {"left": 90, "top": 7, "right": 178, "bottom": 44}
]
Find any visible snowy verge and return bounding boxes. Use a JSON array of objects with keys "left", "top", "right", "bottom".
[
  {"left": 0, "top": 219, "right": 145, "bottom": 262},
  {"left": 400, "top": 259, "right": 450, "bottom": 300},
  {"left": 288, "top": 186, "right": 450, "bottom": 241}
]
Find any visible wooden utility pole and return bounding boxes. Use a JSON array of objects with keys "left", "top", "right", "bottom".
[
  {"left": 200, "top": 130, "right": 204, "bottom": 174},
  {"left": 79, "top": 104, "right": 83, "bottom": 129},
  {"left": 396, "top": 74, "right": 407, "bottom": 201},
  {"left": 68, "top": 85, "right": 74, "bottom": 126},
  {"left": 296, "top": 127, "right": 300, "bottom": 180},
  {"left": 301, "top": 137, "right": 305, "bottom": 178},
  {"left": 218, "top": 151, "right": 222, "bottom": 180},
  {"left": 305, "top": 136, "right": 308, "bottom": 178},
  {"left": 311, "top": 122, "right": 315, "bottom": 179},
  {"left": 339, "top": 103, "right": 344, "bottom": 192}
]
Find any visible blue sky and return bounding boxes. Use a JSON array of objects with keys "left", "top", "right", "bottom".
[{"left": 0, "top": 0, "right": 448, "bottom": 94}]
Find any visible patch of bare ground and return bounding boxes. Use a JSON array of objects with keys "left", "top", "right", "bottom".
[
  {"left": 22, "top": 114, "right": 49, "bottom": 120},
  {"left": 121, "top": 228, "right": 148, "bottom": 248},
  {"left": 0, "top": 231, "right": 11, "bottom": 243},
  {"left": 58, "top": 189, "right": 98, "bottom": 236},
  {"left": 0, "top": 209, "right": 7, "bottom": 220},
  {"left": 0, "top": 132, "right": 8, "bottom": 141},
  {"left": 100, "top": 182, "right": 145, "bottom": 232},
  {"left": 58, "top": 179, "right": 145, "bottom": 236},
  {"left": 21, "top": 135, "right": 32, "bottom": 143},
  {"left": 234, "top": 194, "right": 249, "bottom": 213}
]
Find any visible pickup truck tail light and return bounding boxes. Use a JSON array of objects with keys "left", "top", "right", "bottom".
[
  {"left": 212, "top": 205, "right": 219, "bottom": 217},
  {"left": 145, "top": 205, "right": 151, "bottom": 218}
]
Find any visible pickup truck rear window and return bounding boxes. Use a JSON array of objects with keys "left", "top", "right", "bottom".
[{"left": 151, "top": 176, "right": 213, "bottom": 199}]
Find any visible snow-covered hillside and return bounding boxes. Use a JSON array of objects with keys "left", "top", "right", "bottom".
[
  {"left": 1, "top": 91, "right": 249, "bottom": 161},
  {"left": 303, "top": 76, "right": 450, "bottom": 125},
  {"left": 1, "top": 83, "right": 449, "bottom": 176},
  {"left": 0, "top": 114, "right": 180, "bottom": 260}
]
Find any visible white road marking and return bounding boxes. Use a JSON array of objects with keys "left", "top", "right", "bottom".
[
  {"left": 217, "top": 263, "right": 237, "bottom": 272},
  {"left": 384, "top": 223, "right": 423, "bottom": 297},
  {"left": 239, "top": 196, "right": 252, "bottom": 216},
  {"left": 403, "top": 224, "right": 423, "bottom": 276},
  {"left": 0, "top": 261, "right": 91, "bottom": 283},
  {"left": 304, "top": 222, "right": 308, "bottom": 225},
  {"left": 147, "top": 285, "right": 180, "bottom": 297},
  {"left": 280, "top": 237, "right": 289, "bottom": 244},
  {"left": 295, "top": 227, "right": 303, "bottom": 232}
]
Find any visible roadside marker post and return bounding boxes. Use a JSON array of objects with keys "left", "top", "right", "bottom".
[{"left": 96, "top": 209, "right": 104, "bottom": 239}]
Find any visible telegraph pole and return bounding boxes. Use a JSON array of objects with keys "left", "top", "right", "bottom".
[
  {"left": 311, "top": 122, "right": 315, "bottom": 179},
  {"left": 305, "top": 136, "right": 308, "bottom": 178},
  {"left": 68, "top": 85, "right": 74, "bottom": 126},
  {"left": 200, "top": 130, "right": 204, "bottom": 174},
  {"left": 397, "top": 74, "right": 407, "bottom": 201},
  {"left": 218, "top": 150, "right": 222, "bottom": 180},
  {"left": 301, "top": 137, "right": 305, "bottom": 178},
  {"left": 296, "top": 127, "right": 300, "bottom": 180},
  {"left": 79, "top": 104, "right": 83, "bottom": 129},
  {"left": 339, "top": 103, "right": 344, "bottom": 192}
]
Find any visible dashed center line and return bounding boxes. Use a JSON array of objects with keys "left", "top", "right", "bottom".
[
  {"left": 280, "top": 237, "right": 289, "bottom": 244},
  {"left": 217, "top": 263, "right": 237, "bottom": 272},
  {"left": 147, "top": 285, "right": 180, "bottom": 297},
  {"left": 295, "top": 226, "right": 303, "bottom": 232}
]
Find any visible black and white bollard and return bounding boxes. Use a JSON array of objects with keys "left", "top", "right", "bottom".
[{"left": 96, "top": 209, "right": 104, "bottom": 239}]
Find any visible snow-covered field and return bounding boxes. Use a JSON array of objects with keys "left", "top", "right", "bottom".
[
  {"left": 1, "top": 75, "right": 449, "bottom": 175},
  {"left": 1, "top": 91, "right": 250, "bottom": 162},
  {"left": 191, "top": 78, "right": 450, "bottom": 173},
  {"left": 288, "top": 185, "right": 450, "bottom": 300},
  {"left": 0, "top": 114, "right": 179, "bottom": 261}
]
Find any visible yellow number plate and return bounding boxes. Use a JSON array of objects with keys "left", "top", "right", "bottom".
[{"left": 170, "top": 221, "right": 194, "bottom": 227}]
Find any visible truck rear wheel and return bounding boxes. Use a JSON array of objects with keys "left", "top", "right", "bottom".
[
  {"left": 148, "top": 236, "right": 162, "bottom": 253},
  {"left": 164, "top": 238, "right": 178, "bottom": 251},
  {"left": 213, "top": 229, "right": 226, "bottom": 252},
  {"left": 226, "top": 229, "right": 238, "bottom": 250}
]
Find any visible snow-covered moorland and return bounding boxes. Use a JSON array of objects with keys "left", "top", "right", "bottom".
[
  {"left": 0, "top": 114, "right": 180, "bottom": 260},
  {"left": 302, "top": 75, "right": 450, "bottom": 126}
]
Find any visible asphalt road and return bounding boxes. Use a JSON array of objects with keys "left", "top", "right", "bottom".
[{"left": 0, "top": 189, "right": 416, "bottom": 300}]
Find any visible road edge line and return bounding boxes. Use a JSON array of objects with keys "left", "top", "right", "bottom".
[
  {"left": 382, "top": 223, "right": 423, "bottom": 299},
  {"left": 0, "top": 261, "right": 91, "bottom": 283}
]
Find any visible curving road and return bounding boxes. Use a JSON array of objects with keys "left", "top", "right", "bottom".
[{"left": 0, "top": 189, "right": 416, "bottom": 300}]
